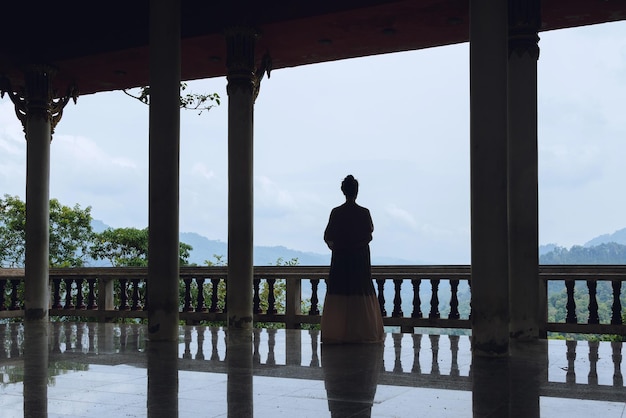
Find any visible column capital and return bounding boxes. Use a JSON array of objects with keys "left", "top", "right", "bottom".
[
  {"left": 0, "top": 65, "right": 78, "bottom": 141},
  {"left": 225, "top": 27, "right": 259, "bottom": 97},
  {"left": 509, "top": 0, "right": 541, "bottom": 60}
]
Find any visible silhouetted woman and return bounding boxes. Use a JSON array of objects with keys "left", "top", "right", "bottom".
[{"left": 321, "top": 175, "right": 384, "bottom": 344}]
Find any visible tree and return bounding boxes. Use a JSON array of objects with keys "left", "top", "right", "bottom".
[
  {"left": 0, "top": 194, "right": 94, "bottom": 267},
  {"left": 90, "top": 227, "right": 192, "bottom": 267},
  {"left": 123, "top": 82, "right": 220, "bottom": 115}
]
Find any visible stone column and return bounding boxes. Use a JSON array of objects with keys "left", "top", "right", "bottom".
[
  {"left": 225, "top": 27, "right": 258, "bottom": 330},
  {"left": 508, "top": 0, "right": 541, "bottom": 341},
  {"left": 147, "top": 0, "right": 181, "bottom": 341},
  {"left": 1, "top": 66, "right": 76, "bottom": 322},
  {"left": 469, "top": 1, "right": 510, "bottom": 356}
]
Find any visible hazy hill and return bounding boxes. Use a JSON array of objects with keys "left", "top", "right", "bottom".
[
  {"left": 584, "top": 227, "right": 626, "bottom": 247},
  {"left": 91, "top": 221, "right": 413, "bottom": 266}
]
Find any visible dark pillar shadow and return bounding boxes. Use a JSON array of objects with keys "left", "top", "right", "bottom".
[
  {"left": 147, "top": 340, "right": 179, "bottom": 418},
  {"left": 472, "top": 340, "right": 547, "bottom": 418},
  {"left": 322, "top": 343, "right": 383, "bottom": 417},
  {"left": 23, "top": 321, "right": 49, "bottom": 418},
  {"left": 227, "top": 329, "right": 253, "bottom": 417}
]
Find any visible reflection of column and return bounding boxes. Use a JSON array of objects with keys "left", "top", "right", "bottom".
[
  {"left": 225, "top": 26, "right": 258, "bottom": 331},
  {"left": 23, "top": 321, "right": 49, "bottom": 418},
  {"left": 472, "top": 356, "right": 509, "bottom": 417},
  {"left": 508, "top": 340, "right": 546, "bottom": 418},
  {"left": 322, "top": 343, "right": 383, "bottom": 417},
  {"left": 147, "top": 0, "right": 181, "bottom": 342},
  {"left": 147, "top": 341, "right": 179, "bottom": 418},
  {"left": 469, "top": 0, "right": 510, "bottom": 357},
  {"left": 227, "top": 329, "right": 253, "bottom": 417}
]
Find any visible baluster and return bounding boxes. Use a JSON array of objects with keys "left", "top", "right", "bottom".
[
  {"left": 449, "top": 279, "right": 460, "bottom": 319},
  {"left": 410, "top": 279, "right": 422, "bottom": 318},
  {"left": 392, "top": 279, "right": 403, "bottom": 317},
  {"left": 196, "top": 326, "right": 205, "bottom": 360},
  {"left": 253, "top": 328, "right": 261, "bottom": 364},
  {"left": 130, "top": 279, "right": 142, "bottom": 310},
  {"left": 309, "top": 278, "right": 320, "bottom": 315},
  {"left": 430, "top": 334, "right": 440, "bottom": 375},
  {"left": 429, "top": 279, "right": 440, "bottom": 319},
  {"left": 565, "top": 280, "right": 577, "bottom": 324},
  {"left": 587, "top": 280, "right": 599, "bottom": 324},
  {"left": 611, "top": 341, "right": 623, "bottom": 386},
  {"left": 309, "top": 329, "right": 320, "bottom": 367},
  {"left": 209, "top": 278, "right": 221, "bottom": 313},
  {"left": 468, "top": 280, "right": 472, "bottom": 320},
  {"left": 51, "top": 323, "right": 62, "bottom": 353},
  {"left": 75, "top": 278, "right": 86, "bottom": 309},
  {"left": 9, "top": 280, "right": 20, "bottom": 310},
  {"left": 449, "top": 335, "right": 460, "bottom": 377},
  {"left": 0, "top": 279, "right": 6, "bottom": 310},
  {"left": 144, "top": 281, "right": 149, "bottom": 311},
  {"left": 566, "top": 340, "right": 577, "bottom": 384},
  {"left": 51, "top": 279, "right": 63, "bottom": 309},
  {"left": 267, "top": 329, "right": 277, "bottom": 365},
  {"left": 267, "top": 278, "right": 277, "bottom": 314},
  {"left": 210, "top": 327, "right": 220, "bottom": 361},
  {"left": 182, "top": 278, "right": 193, "bottom": 312},
  {"left": 376, "top": 278, "right": 387, "bottom": 316},
  {"left": 611, "top": 280, "right": 623, "bottom": 325},
  {"left": 253, "top": 278, "right": 261, "bottom": 314},
  {"left": 411, "top": 334, "right": 422, "bottom": 374},
  {"left": 86, "top": 278, "right": 97, "bottom": 309},
  {"left": 183, "top": 328, "right": 192, "bottom": 359},
  {"left": 195, "top": 278, "right": 207, "bottom": 312},
  {"left": 393, "top": 333, "right": 403, "bottom": 372},
  {"left": 119, "top": 278, "right": 130, "bottom": 310},
  {"left": 88, "top": 323, "right": 97, "bottom": 354},
  {"left": 64, "top": 323, "right": 73, "bottom": 352},
  {"left": 63, "top": 278, "right": 74, "bottom": 309},
  {"left": 588, "top": 341, "right": 599, "bottom": 385}
]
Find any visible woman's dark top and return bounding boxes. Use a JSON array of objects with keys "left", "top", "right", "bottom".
[{"left": 324, "top": 202, "right": 375, "bottom": 295}]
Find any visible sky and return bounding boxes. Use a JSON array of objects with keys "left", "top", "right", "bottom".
[{"left": 1, "top": 21, "right": 626, "bottom": 264}]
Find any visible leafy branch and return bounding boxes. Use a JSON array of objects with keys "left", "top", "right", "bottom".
[{"left": 123, "top": 82, "right": 220, "bottom": 115}]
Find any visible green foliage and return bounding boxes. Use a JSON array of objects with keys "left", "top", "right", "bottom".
[
  {"left": 123, "top": 82, "right": 221, "bottom": 115},
  {"left": 90, "top": 227, "right": 192, "bottom": 266},
  {"left": 540, "top": 242, "right": 626, "bottom": 264},
  {"left": 0, "top": 195, "right": 26, "bottom": 267},
  {"left": 0, "top": 195, "right": 94, "bottom": 268}
]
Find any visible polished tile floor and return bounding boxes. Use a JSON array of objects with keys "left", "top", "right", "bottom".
[{"left": 0, "top": 322, "right": 624, "bottom": 417}]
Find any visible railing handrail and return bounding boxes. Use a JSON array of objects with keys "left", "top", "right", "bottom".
[{"left": 1, "top": 265, "right": 624, "bottom": 336}]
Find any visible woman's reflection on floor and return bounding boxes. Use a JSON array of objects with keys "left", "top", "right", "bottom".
[{"left": 322, "top": 342, "right": 383, "bottom": 417}]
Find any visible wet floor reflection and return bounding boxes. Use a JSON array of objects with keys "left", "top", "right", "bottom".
[
  {"left": 23, "top": 321, "right": 48, "bottom": 418},
  {"left": 322, "top": 343, "right": 383, "bottom": 417},
  {"left": 226, "top": 329, "right": 253, "bottom": 417},
  {"left": 147, "top": 340, "right": 178, "bottom": 418},
  {"left": 0, "top": 323, "right": 624, "bottom": 417}
]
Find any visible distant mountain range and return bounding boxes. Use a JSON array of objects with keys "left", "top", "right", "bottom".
[
  {"left": 93, "top": 220, "right": 626, "bottom": 266},
  {"left": 91, "top": 220, "right": 410, "bottom": 266}
]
